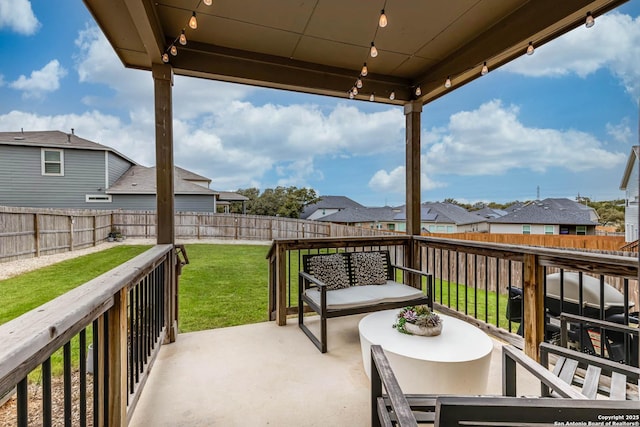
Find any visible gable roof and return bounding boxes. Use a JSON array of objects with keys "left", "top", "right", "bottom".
[
  {"left": 317, "top": 206, "right": 397, "bottom": 223},
  {"left": 175, "top": 166, "right": 211, "bottom": 184},
  {"left": 0, "top": 130, "right": 137, "bottom": 165},
  {"left": 620, "top": 145, "right": 640, "bottom": 190},
  {"left": 474, "top": 207, "right": 508, "bottom": 219},
  {"left": 300, "top": 195, "right": 365, "bottom": 219},
  {"left": 488, "top": 198, "right": 598, "bottom": 225},
  {"left": 392, "top": 202, "right": 486, "bottom": 225},
  {"left": 107, "top": 165, "right": 218, "bottom": 195}
]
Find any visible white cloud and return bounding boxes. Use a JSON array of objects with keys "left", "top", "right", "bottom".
[
  {"left": 0, "top": 0, "right": 39, "bottom": 35},
  {"left": 423, "top": 100, "right": 625, "bottom": 176},
  {"left": 368, "top": 166, "right": 446, "bottom": 194},
  {"left": 503, "top": 12, "right": 640, "bottom": 100},
  {"left": 9, "top": 60, "right": 66, "bottom": 98},
  {"left": 606, "top": 119, "right": 633, "bottom": 144}
]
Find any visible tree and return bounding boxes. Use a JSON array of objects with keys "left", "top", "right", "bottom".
[{"left": 231, "top": 186, "right": 319, "bottom": 218}]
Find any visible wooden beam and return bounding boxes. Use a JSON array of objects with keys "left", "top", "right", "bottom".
[
  {"left": 404, "top": 101, "right": 422, "bottom": 237},
  {"left": 523, "top": 254, "right": 545, "bottom": 362},
  {"left": 123, "top": 0, "right": 165, "bottom": 63},
  {"left": 107, "top": 290, "right": 127, "bottom": 426},
  {"left": 152, "top": 63, "right": 175, "bottom": 245}
]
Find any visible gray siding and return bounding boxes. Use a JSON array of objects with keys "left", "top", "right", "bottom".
[
  {"left": 111, "top": 194, "right": 215, "bottom": 212},
  {"left": 0, "top": 145, "right": 108, "bottom": 209},
  {"left": 108, "top": 152, "right": 133, "bottom": 186}
]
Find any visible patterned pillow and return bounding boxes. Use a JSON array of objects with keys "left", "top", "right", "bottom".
[
  {"left": 308, "top": 254, "right": 350, "bottom": 290},
  {"left": 351, "top": 252, "right": 387, "bottom": 286}
]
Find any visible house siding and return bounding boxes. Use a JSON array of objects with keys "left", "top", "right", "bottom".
[
  {"left": 624, "top": 159, "right": 639, "bottom": 242},
  {"left": 111, "top": 194, "right": 215, "bottom": 212},
  {"left": 108, "top": 152, "right": 133, "bottom": 186},
  {"left": 0, "top": 145, "right": 107, "bottom": 208}
]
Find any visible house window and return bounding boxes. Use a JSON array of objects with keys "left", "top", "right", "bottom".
[
  {"left": 42, "top": 149, "right": 64, "bottom": 176},
  {"left": 560, "top": 227, "right": 569, "bottom": 235},
  {"left": 446, "top": 226, "right": 454, "bottom": 233},
  {"left": 522, "top": 225, "right": 531, "bottom": 235},
  {"left": 388, "top": 224, "right": 395, "bottom": 231},
  {"left": 576, "top": 225, "right": 587, "bottom": 235},
  {"left": 85, "top": 194, "right": 112, "bottom": 203},
  {"left": 544, "top": 225, "right": 554, "bottom": 235}
]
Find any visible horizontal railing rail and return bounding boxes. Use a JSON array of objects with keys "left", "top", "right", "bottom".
[{"left": 0, "top": 244, "right": 180, "bottom": 426}]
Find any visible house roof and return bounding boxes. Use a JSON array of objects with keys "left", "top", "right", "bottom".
[
  {"left": 176, "top": 166, "right": 211, "bottom": 184},
  {"left": 392, "top": 202, "right": 485, "bottom": 225},
  {"left": 107, "top": 165, "right": 218, "bottom": 195},
  {"left": 0, "top": 130, "right": 137, "bottom": 165},
  {"left": 488, "top": 198, "right": 599, "bottom": 226},
  {"left": 474, "top": 207, "right": 508, "bottom": 219},
  {"left": 316, "top": 206, "right": 397, "bottom": 223},
  {"left": 619, "top": 145, "right": 640, "bottom": 190},
  {"left": 216, "top": 191, "right": 249, "bottom": 202},
  {"left": 83, "top": 0, "right": 627, "bottom": 106},
  {"left": 300, "top": 195, "right": 365, "bottom": 219}
]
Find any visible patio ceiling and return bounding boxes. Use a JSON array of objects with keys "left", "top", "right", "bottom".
[{"left": 83, "top": 0, "right": 628, "bottom": 106}]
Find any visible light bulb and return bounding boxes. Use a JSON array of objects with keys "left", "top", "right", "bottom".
[
  {"left": 349, "top": 91, "right": 355, "bottom": 99},
  {"left": 352, "top": 86, "right": 358, "bottom": 95},
  {"left": 356, "top": 78, "right": 363, "bottom": 89},
  {"left": 585, "top": 12, "right": 595, "bottom": 28},
  {"left": 189, "top": 12, "right": 198, "bottom": 29},
  {"left": 444, "top": 76, "right": 451, "bottom": 88},
  {"left": 361, "top": 63, "right": 368, "bottom": 77},
  {"left": 370, "top": 42, "right": 378, "bottom": 58},
  {"left": 379, "top": 9, "right": 387, "bottom": 28},
  {"left": 526, "top": 42, "right": 534, "bottom": 55},
  {"left": 481, "top": 62, "right": 488, "bottom": 76},
  {"left": 415, "top": 86, "right": 421, "bottom": 96},
  {"left": 203, "top": 0, "right": 212, "bottom": 5},
  {"left": 369, "top": 93, "right": 375, "bottom": 102},
  {"left": 389, "top": 91, "right": 395, "bottom": 101},
  {"left": 170, "top": 45, "right": 178, "bottom": 56},
  {"left": 179, "top": 30, "right": 187, "bottom": 45},
  {"left": 162, "top": 53, "right": 169, "bottom": 63}
]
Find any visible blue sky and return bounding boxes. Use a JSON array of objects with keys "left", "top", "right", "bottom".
[{"left": 0, "top": 1, "right": 639, "bottom": 207}]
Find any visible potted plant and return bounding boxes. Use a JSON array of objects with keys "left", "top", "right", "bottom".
[
  {"left": 108, "top": 228, "right": 124, "bottom": 242},
  {"left": 393, "top": 305, "right": 443, "bottom": 336}
]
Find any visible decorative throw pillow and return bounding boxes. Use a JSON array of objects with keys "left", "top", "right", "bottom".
[
  {"left": 351, "top": 252, "right": 387, "bottom": 286},
  {"left": 308, "top": 254, "right": 349, "bottom": 290}
]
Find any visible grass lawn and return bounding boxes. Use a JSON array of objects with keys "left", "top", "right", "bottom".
[{"left": 178, "top": 244, "right": 270, "bottom": 332}]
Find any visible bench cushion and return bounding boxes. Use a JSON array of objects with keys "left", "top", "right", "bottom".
[
  {"left": 305, "top": 282, "right": 425, "bottom": 310},
  {"left": 351, "top": 251, "right": 387, "bottom": 286},
  {"left": 307, "top": 253, "right": 350, "bottom": 290}
]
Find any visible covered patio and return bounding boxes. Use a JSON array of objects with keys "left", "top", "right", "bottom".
[{"left": 0, "top": 0, "right": 637, "bottom": 425}]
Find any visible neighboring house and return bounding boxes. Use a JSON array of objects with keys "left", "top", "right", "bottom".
[
  {"left": 0, "top": 130, "right": 243, "bottom": 212},
  {"left": 300, "top": 195, "right": 365, "bottom": 220},
  {"left": 473, "top": 207, "right": 508, "bottom": 219},
  {"left": 619, "top": 146, "right": 639, "bottom": 242},
  {"left": 318, "top": 202, "right": 488, "bottom": 234},
  {"left": 488, "top": 198, "right": 599, "bottom": 235}
]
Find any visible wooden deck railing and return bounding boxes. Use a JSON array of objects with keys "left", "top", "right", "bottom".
[
  {"left": 0, "top": 244, "right": 183, "bottom": 426},
  {"left": 268, "top": 236, "right": 638, "bottom": 363}
]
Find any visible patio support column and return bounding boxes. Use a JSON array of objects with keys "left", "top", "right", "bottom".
[
  {"left": 152, "top": 63, "right": 175, "bottom": 245},
  {"left": 523, "top": 254, "right": 545, "bottom": 361},
  {"left": 405, "top": 101, "right": 422, "bottom": 278}
]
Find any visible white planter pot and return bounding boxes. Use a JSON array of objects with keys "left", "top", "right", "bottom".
[{"left": 404, "top": 322, "right": 443, "bottom": 336}]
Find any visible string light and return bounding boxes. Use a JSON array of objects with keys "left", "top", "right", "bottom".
[
  {"left": 389, "top": 91, "right": 395, "bottom": 100},
  {"left": 370, "top": 42, "right": 378, "bottom": 58},
  {"left": 361, "top": 63, "right": 368, "bottom": 77},
  {"left": 585, "top": 12, "right": 595, "bottom": 28},
  {"left": 444, "top": 76, "right": 452, "bottom": 88},
  {"left": 349, "top": 91, "right": 355, "bottom": 99},
  {"left": 162, "top": 53, "right": 169, "bottom": 63},
  {"left": 481, "top": 62, "right": 488, "bottom": 76},
  {"left": 179, "top": 30, "right": 187, "bottom": 45},
  {"left": 356, "top": 78, "right": 363, "bottom": 89},
  {"left": 369, "top": 93, "right": 375, "bottom": 102},
  {"left": 352, "top": 86, "right": 359, "bottom": 95},
  {"left": 526, "top": 41, "right": 535, "bottom": 55},
  {"left": 189, "top": 12, "right": 198, "bottom": 29},
  {"left": 203, "top": 0, "right": 213, "bottom": 5},
  {"left": 379, "top": 9, "right": 387, "bottom": 28},
  {"left": 170, "top": 45, "right": 178, "bottom": 56},
  {"left": 415, "top": 86, "right": 421, "bottom": 96}
]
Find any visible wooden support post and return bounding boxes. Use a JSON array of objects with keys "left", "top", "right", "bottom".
[
  {"left": 276, "top": 244, "right": 287, "bottom": 326},
  {"left": 523, "top": 254, "right": 545, "bottom": 361},
  {"left": 33, "top": 213, "right": 40, "bottom": 257},
  {"left": 93, "top": 316, "right": 106, "bottom": 427},
  {"left": 404, "top": 101, "right": 422, "bottom": 239},
  {"left": 93, "top": 215, "right": 97, "bottom": 246},
  {"left": 107, "top": 289, "right": 127, "bottom": 426},
  {"left": 69, "top": 216, "right": 74, "bottom": 252},
  {"left": 152, "top": 63, "right": 175, "bottom": 245}
]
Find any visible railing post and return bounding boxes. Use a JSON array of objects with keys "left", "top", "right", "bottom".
[
  {"left": 107, "top": 289, "right": 128, "bottom": 426},
  {"left": 523, "top": 253, "right": 545, "bottom": 361},
  {"left": 276, "top": 243, "right": 287, "bottom": 326}
]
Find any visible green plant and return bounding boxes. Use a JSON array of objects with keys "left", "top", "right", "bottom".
[{"left": 393, "top": 305, "right": 441, "bottom": 334}]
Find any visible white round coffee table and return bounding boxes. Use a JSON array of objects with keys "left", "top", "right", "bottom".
[{"left": 359, "top": 309, "right": 493, "bottom": 394}]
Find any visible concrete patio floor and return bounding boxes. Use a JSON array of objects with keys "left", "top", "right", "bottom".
[{"left": 129, "top": 314, "right": 541, "bottom": 426}]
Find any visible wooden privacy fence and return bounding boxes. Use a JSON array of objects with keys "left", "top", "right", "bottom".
[
  {"left": 428, "top": 232, "right": 626, "bottom": 251},
  {"left": 0, "top": 206, "right": 397, "bottom": 263}
]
